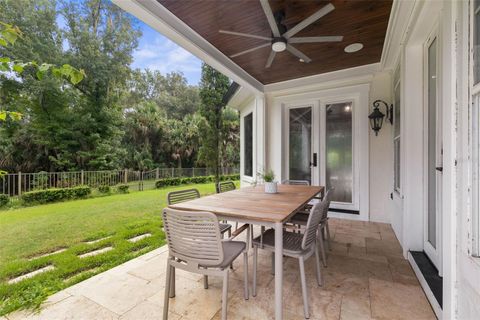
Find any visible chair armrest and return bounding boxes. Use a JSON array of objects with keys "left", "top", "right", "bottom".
[{"left": 231, "top": 223, "right": 249, "bottom": 239}]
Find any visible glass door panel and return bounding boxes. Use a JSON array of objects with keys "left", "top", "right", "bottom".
[
  {"left": 325, "top": 102, "right": 353, "bottom": 203},
  {"left": 289, "top": 107, "right": 312, "bottom": 184}
]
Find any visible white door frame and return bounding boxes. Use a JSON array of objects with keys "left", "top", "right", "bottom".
[{"left": 423, "top": 25, "right": 443, "bottom": 274}]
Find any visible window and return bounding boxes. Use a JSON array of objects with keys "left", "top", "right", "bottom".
[
  {"left": 244, "top": 113, "right": 253, "bottom": 177},
  {"left": 393, "top": 65, "right": 401, "bottom": 193}
]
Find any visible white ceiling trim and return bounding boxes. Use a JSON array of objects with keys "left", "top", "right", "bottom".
[
  {"left": 112, "top": 0, "right": 264, "bottom": 95},
  {"left": 263, "top": 62, "right": 380, "bottom": 94}
]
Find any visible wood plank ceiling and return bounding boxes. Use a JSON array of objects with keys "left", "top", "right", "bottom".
[{"left": 157, "top": 0, "right": 393, "bottom": 85}]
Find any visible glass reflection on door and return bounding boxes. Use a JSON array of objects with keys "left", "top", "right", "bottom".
[
  {"left": 325, "top": 102, "right": 353, "bottom": 203},
  {"left": 289, "top": 107, "right": 312, "bottom": 184}
]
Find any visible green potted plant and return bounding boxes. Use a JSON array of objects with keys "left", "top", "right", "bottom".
[{"left": 258, "top": 169, "right": 277, "bottom": 194}]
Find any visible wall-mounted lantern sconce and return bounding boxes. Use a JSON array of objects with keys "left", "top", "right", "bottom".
[{"left": 368, "top": 100, "right": 393, "bottom": 136}]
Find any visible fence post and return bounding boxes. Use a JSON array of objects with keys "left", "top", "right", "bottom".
[
  {"left": 192, "top": 168, "right": 195, "bottom": 177},
  {"left": 124, "top": 169, "right": 128, "bottom": 184},
  {"left": 18, "top": 172, "right": 22, "bottom": 196},
  {"left": 81, "top": 170, "right": 84, "bottom": 185},
  {"left": 156, "top": 168, "right": 159, "bottom": 180},
  {"left": 172, "top": 167, "right": 174, "bottom": 177}
]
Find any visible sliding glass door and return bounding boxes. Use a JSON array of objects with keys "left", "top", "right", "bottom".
[{"left": 288, "top": 106, "right": 313, "bottom": 184}]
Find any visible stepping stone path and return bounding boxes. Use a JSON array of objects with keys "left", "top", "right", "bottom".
[
  {"left": 28, "top": 248, "right": 67, "bottom": 261},
  {"left": 127, "top": 233, "right": 152, "bottom": 243},
  {"left": 8, "top": 265, "right": 55, "bottom": 284},
  {"left": 86, "top": 236, "right": 111, "bottom": 245},
  {"left": 63, "top": 267, "right": 100, "bottom": 283},
  {"left": 78, "top": 247, "right": 113, "bottom": 259}
]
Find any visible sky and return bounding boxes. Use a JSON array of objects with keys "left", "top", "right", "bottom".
[{"left": 131, "top": 21, "right": 202, "bottom": 85}]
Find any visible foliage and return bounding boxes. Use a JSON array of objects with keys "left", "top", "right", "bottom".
[
  {"left": 197, "top": 63, "right": 231, "bottom": 184},
  {"left": 98, "top": 185, "right": 111, "bottom": 194},
  {"left": 0, "top": 0, "right": 239, "bottom": 174},
  {"left": 116, "top": 184, "right": 129, "bottom": 194},
  {"left": 21, "top": 186, "right": 91, "bottom": 205},
  {"left": 258, "top": 169, "right": 276, "bottom": 183},
  {"left": 155, "top": 174, "right": 239, "bottom": 188},
  {"left": 0, "top": 194, "right": 8, "bottom": 207}
]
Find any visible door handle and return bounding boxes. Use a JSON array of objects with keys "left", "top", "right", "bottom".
[
  {"left": 435, "top": 167, "right": 443, "bottom": 172},
  {"left": 310, "top": 153, "right": 317, "bottom": 167}
]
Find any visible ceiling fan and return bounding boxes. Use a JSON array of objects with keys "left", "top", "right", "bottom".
[{"left": 219, "top": 0, "right": 343, "bottom": 68}]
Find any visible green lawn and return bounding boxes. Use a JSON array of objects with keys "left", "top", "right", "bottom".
[{"left": 0, "top": 182, "right": 238, "bottom": 316}]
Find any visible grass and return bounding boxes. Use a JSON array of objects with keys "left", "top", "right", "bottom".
[{"left": 0, "top": 181, "right": 238, "bottom": 316}]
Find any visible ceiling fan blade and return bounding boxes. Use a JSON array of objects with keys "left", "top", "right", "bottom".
[
  {"left": 289, "top": 36, "right": 343, "bottom": 43},
  {"left": 283, "top": 3, "right": 335, "bottom": 39},
  {"left": 260, "top": 0, "right": 281, "bottom": 37},
  {"left": 230, "top": 43, "right": 271, "bottom": 58},
  {"left": 286, "top": 44, "right": 312, "bottom": 63},
  {"left": 219, "top": 30, "right": 272, "bottom": 41},
  {"left": 265, "top": 50, "right": 276, "bottom": 68}
]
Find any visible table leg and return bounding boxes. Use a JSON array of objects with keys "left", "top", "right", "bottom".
[{"left": 274, "top": 222, "right": 283, "bottom": 320}]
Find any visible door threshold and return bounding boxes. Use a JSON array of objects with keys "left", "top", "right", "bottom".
[{"left": 408, "top": 251, "right": 442, "bottom": 319}]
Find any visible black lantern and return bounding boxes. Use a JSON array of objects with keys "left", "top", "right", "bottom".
[{"left": 369, "top": 100, "right": 393, "bottom": 136}]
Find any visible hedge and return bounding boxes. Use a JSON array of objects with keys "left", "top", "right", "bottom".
[
  {"left": 116, "top": 184, "right": 129, "bottom": 194},
  {"left": 21, "top": 186, "right": 92, "bottom": 205},
  {"left": 155, "top": 174, "right": 240, "bottom": 188},
  {"left": 98, "top": 185, "right": 111, "bottom": 194},
  {"left": 0, "top": 194, "right": 8, "bottom": 208}
]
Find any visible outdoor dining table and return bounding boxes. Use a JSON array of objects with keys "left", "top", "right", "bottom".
[{"left": 168, "top": 184, "right": 324, "bottom": 320}]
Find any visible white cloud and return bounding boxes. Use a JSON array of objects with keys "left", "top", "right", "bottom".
[{"left": 132, "top": 36, "right": 201, "bottom": 84}]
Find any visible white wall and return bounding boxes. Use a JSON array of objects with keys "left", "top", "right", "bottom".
[{"left": 368, "top": 72, "right": 394, "bottom": 223}]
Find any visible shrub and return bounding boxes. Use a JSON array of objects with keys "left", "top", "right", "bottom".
[
  {"left": 155, "top": 174, "right": 239, "bottom": 189},
  {"left": 0, "top": 194, "right": 9, "bottom": 208},
  {"left": 21, "top": 186, "right": 91, "bottom": 205},
  {"left": 98, "top": 185, "right": 111, "bottom": 194},
  {"left": 116, "top": 184, "right": 129, "bottom": 194}
]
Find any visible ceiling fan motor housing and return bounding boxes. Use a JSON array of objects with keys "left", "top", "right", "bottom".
[{"left": 272, "top": 37, "right": 287, "bottom": 52}]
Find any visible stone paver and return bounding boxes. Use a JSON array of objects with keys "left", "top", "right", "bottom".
[
  {"left": 6, "top": 218, "right": 435, "bottom": 320},
  {"left": 28, "top": 248, "right": 67, "bottom": 261},
  {"left": 86, "top": 236, "right": 112, "bottom": 245},
  {"left": 8, "top": 265, "right": 55, "bottom": 284},
  {"left": 78, "top": 246, "right": 113, "bottom": 258},
  {"left": 127, "top": 233, "right": 152, "bottom": 243}
]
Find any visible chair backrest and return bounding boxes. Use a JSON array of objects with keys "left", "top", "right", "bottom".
[
  {"left": 162, "top": 208, "right": 224, "bottom": 267},
  {"left": 167, "top": 188, "right": 200, "bottom": 205},
  {"left": 281, "top": 179, "right": 310, "bottom": 186},
  {"left": 301, "top": 195, "right": 329, "bottom": 250},
  {"left": 320, "top": 189, "right": 331, "bottom": 224},
  {"left": 216, "top": 181, "right": 236, "bottom": 193}
]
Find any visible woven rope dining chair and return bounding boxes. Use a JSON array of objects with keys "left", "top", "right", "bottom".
[
  {"left": 252, "top": 198, "right": 328, "bottom": 319},
  {"left": 162, "top": 208, "right": 249, "bottom": 320},
  {"left": 281, "top": 179, "right": 310, "bottom": 185}
]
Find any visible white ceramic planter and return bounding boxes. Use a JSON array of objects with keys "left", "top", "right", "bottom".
[{"left": 264, "top": 181, "right": 278, "bottom": 194}]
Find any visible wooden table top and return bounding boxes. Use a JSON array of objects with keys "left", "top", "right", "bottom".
[{"left": 168, "top": 184, "right": 324, "bottom": 223}]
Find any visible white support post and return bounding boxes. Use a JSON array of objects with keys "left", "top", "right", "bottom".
[
  {"left": 124, "top": 169, "right": 128, "bottom": 184},
  {"left": 81, "top": 170, "right": 84, "bottom": 185}
]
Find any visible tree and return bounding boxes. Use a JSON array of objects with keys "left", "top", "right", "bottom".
[{"left": 197, "top": 63, "right": 230, "bottom": 183}]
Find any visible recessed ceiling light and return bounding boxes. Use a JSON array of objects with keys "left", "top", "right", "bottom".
[
  {"left": 344, "top": 43, "right": 364, "bottom": 53},
  {"left": 299, "top": 58, "right": 305, "bottom": 63}
]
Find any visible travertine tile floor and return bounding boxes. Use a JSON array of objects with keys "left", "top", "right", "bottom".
[{"left": 6, "top": 219, "right": 436, "bottom": 320}]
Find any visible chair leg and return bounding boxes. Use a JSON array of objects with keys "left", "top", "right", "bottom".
[
  {"left": 298, "top": 257, "right": 310, "bottom": 319},
  {"left": 253, "top": 245, "right": 258, "bottom": 297},
  {"left": 221, "top": 270, "right": 229, "bottom": 320},
  {"left": 204, "top": 275, "right": 209, "bottom": 289},
  {"left": 163, "top": 261, "right": 172, "bottom": 320},
  {"left": 271, "top": 252, "right": 275, "bottom": 275},
  {"left": 243, "top": 251, "right": 249, "bottom": 300},
  {"left": 318, "top": 233, "right": 327, "bottom": 267},
  {"left": 325, "top": 221, "right": 331, "bottom": 251},
  {"left": 314, "top": 244, "right": 323, "bottom": 287},
  {"left": 169, "top": 266, "right": 176, "bottom": 298},
  {"left": 228, "top": 228, "right": 232, "bottom": 238}
]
